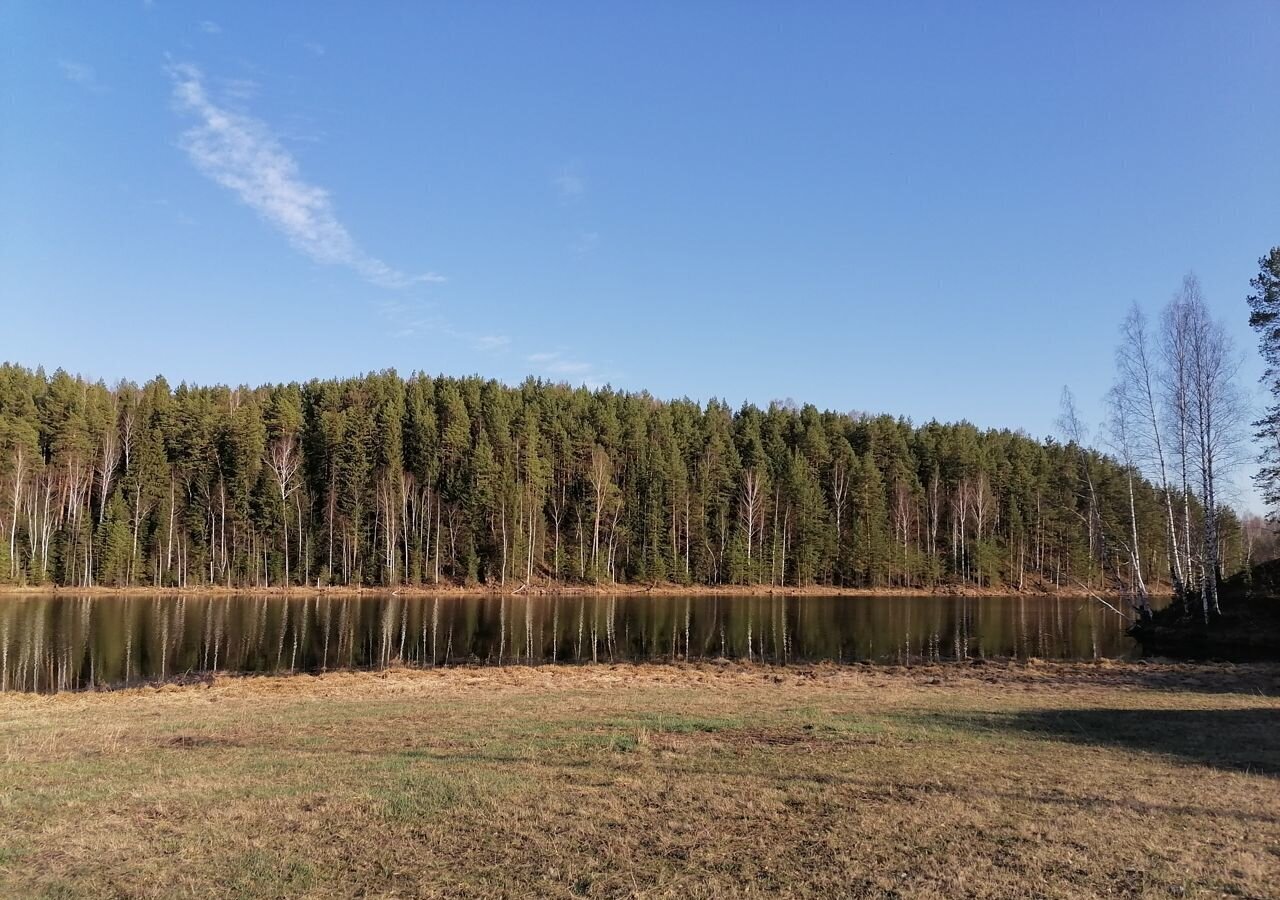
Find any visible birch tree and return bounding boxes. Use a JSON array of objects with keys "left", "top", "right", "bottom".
[
  {"left": 1105, "top": 381, "right": 1151, "bottom": 614},
  {"left": 1116, "top": 304, "right": 1183, "bottom": 596},
  {"left": 1058, "top": 387, "right": 1102, "bottom": 582},
  {"left": 587, "top": 445, "right": 614, "bottom": 578},
  {"left": 0, "top": 363, "right": 1253, "bottom": 593},
  {"left": 739, "top": 467, "right": 764, "bottom": 569},
  {"left": 1182, "top": 280, "right": 1243, "bottom": 619},
  {"left": 265, "top": 434, "right": 302, "bottom": 586},
  {"left": 1162, "top": 293, "right": 1199, "bottom": 599}
]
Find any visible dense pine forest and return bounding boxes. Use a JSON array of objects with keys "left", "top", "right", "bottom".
[{"left": 0, "top": 363, "right": 1258, "bottom": 592}]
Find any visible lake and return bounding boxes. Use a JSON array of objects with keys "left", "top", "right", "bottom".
[{"left": 0, "top": 592, "right": 1147, "bottom": 692}]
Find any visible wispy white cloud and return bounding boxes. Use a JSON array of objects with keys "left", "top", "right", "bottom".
[
  {"left": 376, "top": 306, "right": 602, "bottom": 384},
  {"left": 199, "top": 20, "right": 222, "bottom": 35},
  {"left": 303, "top": 41, "right": 326, "bottom": 57},
  {"left": 571, "top": 231, "right": 600, "bottom": 255},
  {"left": 474, "top": 335, "right": 511, "bottom": 351},
  {"left": 58, "top": 59, "right": 107, "bottom": 93},
  {"left": 554, "top": 164, "right": 585, "bottom": 202},
  {"left": 168, "top": 62, "right": 442, "bottom": 289},
  {"left": 277, "top": 111, "right": 327, "bottom": 145},
  {"left": 153, "top": 196, "right": 198, "bottom": 226},
  {"left": 527, "top": 351, "right": 593, "bottom": 376},
  {"left": 526, "top": 350, "right": 614, "bottom": 389},
  {"left": 376, "top": 300, "right": 508, "bottom": 352},
  {"left": 219, "top": 77, "right": 258, "bottom": 101},
  {"left": 377, "top": 299, "right": 440, "bottom": 338}
]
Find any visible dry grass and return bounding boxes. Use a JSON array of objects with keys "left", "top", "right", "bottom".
[{"left": 1, "top": 660, "right": 1277, "bottom": 898}]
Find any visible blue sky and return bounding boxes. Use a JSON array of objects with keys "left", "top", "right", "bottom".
[{"left": 2, "top": 2, "right": 1278, "bottom": 503}]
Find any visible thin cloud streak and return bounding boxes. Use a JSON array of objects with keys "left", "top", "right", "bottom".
[
  {"left": 168, "top": 62, "right": 442, "bottom": 289},
  {"left": 571, "top": 231, "right": 600, "bottom": 254},
  {"left": 554, "top": 164, "right": 585, "bottom": 202},
  {"left": 376, "top": 305, "right": 601, "bottom": 384},
  {"left": 376, "top": 300, "right": 509, "bottom": 353},
  {"left": 528, "top": 351, "right": 595, "bottom": 377},
  {"left": 58, "top": 59, "right": 107, "bottom": 93}
]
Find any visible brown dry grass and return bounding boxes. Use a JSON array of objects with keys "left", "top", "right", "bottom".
[{"left": 1, "top": 660, "right": 1277, "bottom": 898}]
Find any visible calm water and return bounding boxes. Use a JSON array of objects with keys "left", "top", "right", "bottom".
[{"left": 0, "top": 593, "right": 1142, "bottom": 692}]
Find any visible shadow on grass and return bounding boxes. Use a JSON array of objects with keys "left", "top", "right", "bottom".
[
  {"left": 942, "top": 707, "right": 1280, "bottom": 777},
  {"left": 934, "top": 661, "right": 1280, "bottom": 697},
  {"left": 1052, "top": 664, "right": 1280, "bottom": 697}
]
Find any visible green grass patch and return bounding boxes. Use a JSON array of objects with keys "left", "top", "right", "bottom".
[
  {"left": 594, "top": 712, "right": 744, "bottom": 734},
  {"left": 223, "top": 849, "right": 316, "bottom": 896},
  {"left": 379, "top": 769, "right": 464, "bottom": 821}
]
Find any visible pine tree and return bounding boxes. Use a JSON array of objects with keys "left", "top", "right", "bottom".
[
  {"left": 1247, "top": 247, "right": 1280, "bottom": 509},
  {"left": 0, "top": 364, "right": 1222, "bottom": 594}
]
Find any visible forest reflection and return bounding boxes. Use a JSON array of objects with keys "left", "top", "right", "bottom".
[{"left": 0, "top": 593, "right": 1145, "bottom": 692}]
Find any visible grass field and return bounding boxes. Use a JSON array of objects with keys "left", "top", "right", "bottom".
[{"left": 1, "top": 660, "right": 1278, "bottom": 898}]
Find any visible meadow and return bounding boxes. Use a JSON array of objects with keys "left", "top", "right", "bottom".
[{"left": 1, "top": 660, "right": 1277, "bottom": 898}]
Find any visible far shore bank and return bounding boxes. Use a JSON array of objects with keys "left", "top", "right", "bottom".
[{"left": 0, "top": 581, "right": 1166, "bottom": 601}]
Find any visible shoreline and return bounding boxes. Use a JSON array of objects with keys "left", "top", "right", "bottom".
[
  {"left": 7, "top": 657, "right": 1279, "bottom": 697},
  {"left": 13, "top": 655, "right": 1275, "bottom": 696},
  {"left": 0, "top": 581, "right": 1162, "bottom": 600}
]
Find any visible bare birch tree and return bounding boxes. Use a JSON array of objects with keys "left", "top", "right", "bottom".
[
  {"left": 1161, "top": 292, "right": 1199, "bottom": 600},
  {"left": 1116, "top": 303, "right": 1183, "bottom": 596},
  {"left": 265, "top": 434, "right": 302, "bottom": 586},
  {"left": 739, "top": 467, "right": 764, "bottom": 568},
  {"left": 1058, "top": 387, "right": 1102, "bottom": 582},
  {"left": 95, "top": 393, "right": 120, "bottom": 525},
  {"left": 1105, "top": 381, "right": 1151, "bottom": 614},
  {"left": 587, "top": 446, "right": 613, "bottom": 578},
  {"left": 1182, "top": 278, "right": 1244, "bottom": 619},
  {"left": 6, "top": 439, "right": 28, "bottom": 580}
]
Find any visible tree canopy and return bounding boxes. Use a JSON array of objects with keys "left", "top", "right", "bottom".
[{"left": 0, "top": 363, "right": 1253, "bottom": 592}]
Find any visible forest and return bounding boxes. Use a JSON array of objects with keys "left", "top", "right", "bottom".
[{"left": 0, "top": 357, "right": 1260, "bottom": 594}]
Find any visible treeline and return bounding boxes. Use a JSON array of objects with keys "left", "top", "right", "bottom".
[{"left": 0, "top": 363, "right": 1256, "bottom": 592}]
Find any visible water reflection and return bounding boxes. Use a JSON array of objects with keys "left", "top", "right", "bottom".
[{"left": 0, "top": 593, "right": 1142, "bottom": 692}]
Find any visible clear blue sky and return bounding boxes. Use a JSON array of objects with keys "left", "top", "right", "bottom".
[{"left": 2, "top": 3, "right": 1277, "bottom": 486}]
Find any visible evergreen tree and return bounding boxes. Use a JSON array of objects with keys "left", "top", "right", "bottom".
[
  {"left": 1247, "top": 247, "right": 1280, "bottom": 509},
  {"left": 0, "top": 363, "right": 1227, "bottom": 594}
]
